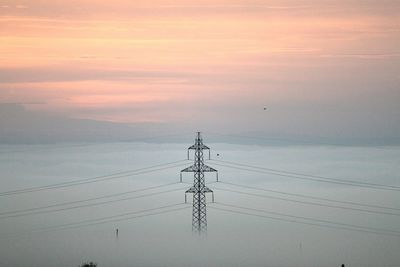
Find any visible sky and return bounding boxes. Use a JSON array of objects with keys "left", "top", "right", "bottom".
[{"left": 0, "top": 0, "right": 399, "bottom": 141}]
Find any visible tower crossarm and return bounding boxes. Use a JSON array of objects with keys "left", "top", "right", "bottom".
[
  {"left": 201, "top": 164, "right": 217, "bottom": 172},
  {"left": 180, "top": 163, "right": 219, "bottom": 183},
  {"left": 186, "top": 133, "right": 211, "bottom": 160},
  {"left": 202, "top": 186, "right": 213, "bottom": 193},
  {"left": 185, "top": 187, "right": 197, "bottom": 193},
  {"left": 181, "top": 164, "right": 217, "bottom": 173},
  {"left": 181, "top": 165, "right": 197, "bottom": 173},
  {"left": 188, "top": 144, "right": 210, "bottom": 150},
  {"left": 185, "top": 186, "right": 213, "bottom": 194}
]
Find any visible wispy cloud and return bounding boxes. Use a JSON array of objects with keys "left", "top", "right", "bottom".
[
  {"left": 15, "top": 4, "right": 28, "bottom": 9},
  {"left": 0, "top": 0, "right": 399, "bottom": 137},
  {"left": 319, "top": 53, "right": 400, "bottom": 59}
]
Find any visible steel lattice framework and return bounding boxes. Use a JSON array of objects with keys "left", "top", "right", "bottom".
[{"left": 181, "top": 132, "right": 218, "bottom": 234}]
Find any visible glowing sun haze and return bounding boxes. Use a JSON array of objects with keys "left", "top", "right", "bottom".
[{"left": 0, "top": 0, "right": 399, "bottom": 138}]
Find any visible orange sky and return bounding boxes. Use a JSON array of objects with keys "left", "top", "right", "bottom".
[{"left": 0, "top": 0, "right": 399, "bottom": 135}]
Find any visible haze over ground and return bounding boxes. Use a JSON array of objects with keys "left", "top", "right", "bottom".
[{"left": 1, "top": 143, "right": 400, "bottom": 267}]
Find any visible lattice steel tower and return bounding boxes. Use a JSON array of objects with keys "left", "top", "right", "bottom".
[{"left": 181, "top": 132, "right": 218, "bottom": 234}]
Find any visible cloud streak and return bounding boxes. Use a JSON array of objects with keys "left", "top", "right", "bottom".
[{"left": 0, "top": 0, "right": 399, "bottom": 139}]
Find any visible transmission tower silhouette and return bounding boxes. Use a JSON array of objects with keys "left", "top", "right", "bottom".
[{"left": 181, "top": 132, "right": 218, "bottom": 234}]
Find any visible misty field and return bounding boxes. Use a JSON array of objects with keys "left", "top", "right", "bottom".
[{"left": 1, "top": 143, "right": 399, "bottom": 267}]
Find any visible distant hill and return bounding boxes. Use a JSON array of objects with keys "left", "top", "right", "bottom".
[
  {"left": 1, "top": 103, "right": 398, "bottom": 146},
  {"left": 0, "top": 103, "right": 178, "bottom": 144}
]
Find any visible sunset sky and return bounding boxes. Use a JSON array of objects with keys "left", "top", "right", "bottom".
[{"left": 1, "top": 0, "right": 399, "bottom": 139}]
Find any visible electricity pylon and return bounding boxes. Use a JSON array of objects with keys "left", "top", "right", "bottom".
[{"left": 180, "top": 132, "right": 218, "bottom": 234}]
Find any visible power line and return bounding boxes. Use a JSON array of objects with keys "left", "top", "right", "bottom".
[
  {"left": 48, "top": 204, "right": 189, "bottom": 232},
  {"left": 214, "top": 159, "right": 400, "bottom": 189},
  {"left": 218, "top": 181, "right": 400, "bottom": 212},
  {"left": 211, "top": 160, "right": 400, "bottom": 192},
  {"left": 213, "top": 186, "right": 400, "bottom": 217},
  {"left": 0, "top": 160, "right": 188, "bottom": 197},
  {"left": 215, "top": 202, "right": 400, "bottom": 234},
  {"left": 214, "top": 159, "right": 400, "bottom": 190},
  {"left": 210, "top": 202, "right": 400, "bottom": 237},
  {"left": 209, "top": 206, "right": 397, "bottom": 237},
  {"left": 0, "top": 186, "right": 188, "bottom": 219},
  {"left": 0, "top": 182, "right": 178, "bottom": 216},
  {"left": 1, "top": 203, "right": 190, "bottom": 239}
]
